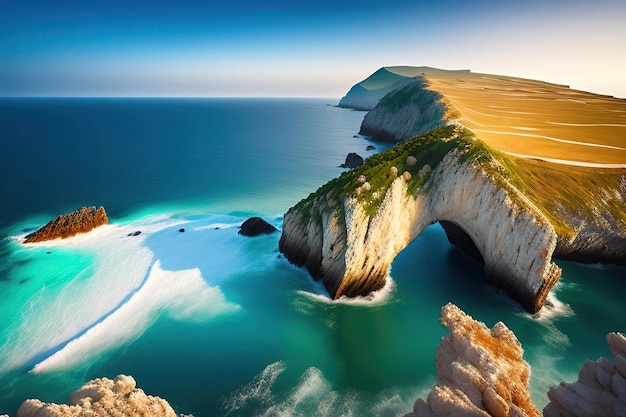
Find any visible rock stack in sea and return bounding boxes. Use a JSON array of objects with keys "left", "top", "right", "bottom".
[
  {"left": 23, "top": 206, "right": 108, "bottom": 243},
  {"left": 405, "top": 303, "right": 540, "bottom": 417},
  {"left": 543, "top": 332, "right": 626, "bottom": 417},
  {"left": 17, "top": 375, "right": 181, "bottom": 417}
]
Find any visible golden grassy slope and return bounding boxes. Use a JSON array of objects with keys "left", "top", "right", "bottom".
[{"left": 424, "top": 74, "right": 626, "bottom": 166}]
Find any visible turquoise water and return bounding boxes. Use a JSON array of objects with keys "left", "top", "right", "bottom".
[{"left": 0, "top": 98, "right": 624, "bottom": 416}]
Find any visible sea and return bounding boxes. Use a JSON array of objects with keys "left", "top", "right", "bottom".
[{"left": 0, "top": 98, "right": 624, "bottom": 417}]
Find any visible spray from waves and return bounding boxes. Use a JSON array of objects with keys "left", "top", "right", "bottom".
[
  {"left": 220, "top": 361, "right": 428, "bottom": 417},
  {"left": 31, "top": 260, "right": 240, "bottom": 373},
  {"left": 530, "top": 289, "right": 575, "bottom": 323},
  {"left": 295, "top": 274, "right": 397, "bottom": 308},
  {"left": 220, "top": 361, "right": 287, "bottom": 416}
]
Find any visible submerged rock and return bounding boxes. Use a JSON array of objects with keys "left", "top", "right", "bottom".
[
  {"left": 238, "top": 217, "right": 277, "bottom": 236},
  {"left": 24, "top": 206, "right": 108, "bottom": 243},
  {"left": 405, "top": 303, "right": 540, "bottom": 417},
  {"left": 17, "top": 374, "right": 179, "bottom": 417},
  {"left": 340, "top": 152, "right": 364, "bottom": 169}
]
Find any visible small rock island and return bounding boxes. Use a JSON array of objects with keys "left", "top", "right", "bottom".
[{"left": 24, "top": 206, "right": 109, "bottom": 243}]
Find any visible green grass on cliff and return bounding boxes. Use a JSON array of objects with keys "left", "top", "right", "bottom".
[
  {"left": 493, "top": 157, "right": 626, "bottom": 238},
  {"left": 292, "top": 125, "right": 472, "bottom": 219},
  {"left": 291, "top": 124, "right": 626, "bottom": 238}
]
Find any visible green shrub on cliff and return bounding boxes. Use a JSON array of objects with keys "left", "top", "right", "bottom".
[{"left": 292, "top": 124, "right": 472, "bottom": 219}]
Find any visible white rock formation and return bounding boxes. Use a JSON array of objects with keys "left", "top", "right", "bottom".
[
  {"left": 405, "top": 303, "right": 541, "bottom": 417},
  {"left": 17, "top": 375, "right": 179, "bottom": 417},
  {"left": 543, "top": 332, "right": 626, "bottom": 417},
  {"left": 280, "top": 128, "right": 561, "bottom": 312}
]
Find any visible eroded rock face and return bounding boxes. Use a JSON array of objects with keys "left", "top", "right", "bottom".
[
  {"left": 17, "top": 374, "right": 178, "bottom": 417},
  {"left": 24, "top": 206, "right": 108, "bottom": 243},
  {"left": 405, "top": 303, "right": 540, "bottom": 417},
  {"left": 543, "top": 332, "right": 626, "bottom": 417},
  {"left": 279, "top": 136, "right": 561, "bottom": 312},
  {"left": 359, "top": 78, "right": 447, "bottom": 143}
]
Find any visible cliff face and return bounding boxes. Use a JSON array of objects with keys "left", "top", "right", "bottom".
[
  {"left": 280, "top": 126, "right": 561, "bottom": 313},
  {"left": 24, "top": 206, "right": 108, "bottom": 243},
  {"left": 358, "top": 77, "right": 448, "bottom": 142},
  {"left": 405, "top": 303, "right": 540, "bottom": 417},
  {"left": 337, "top": 67, "right": 411, "bottom": 111},
  {"left": 17, "top": 375, "right": 178, "bottom": 417},
  {"left": 543, "top": 332, "right": 626, "bottom": 417}
]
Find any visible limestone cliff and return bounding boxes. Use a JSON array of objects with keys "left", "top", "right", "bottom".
[
  {"left": 24, "top": 206, "right": 108, "bottom": 243},
  {"left": 281, "top": 67, "right": 626, "bottom": 312},
  {"left": 17, "top": 375, "right": 180, "bottom": 417},
  {"left": 358, "top": 77, "right": 448, "bottom": 143},
  {"left": 405, "top": 303, "right": 540, "bottom": 417},
  {"left": 280, "top": 125, "right": 561, "bottom": 313},
  {"left": 543, "top": 332, "right": 626, "bottom": 417}
]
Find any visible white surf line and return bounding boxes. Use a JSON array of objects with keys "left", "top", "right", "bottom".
[
  {"left": 503, "top": 152, "right": 626, "bottom": 168},
  {"left": 471, "top": 129, "right": 626, "bottom": 151},
  {"left": 546, "top": 121, "right": 626, "bottom": 127}
]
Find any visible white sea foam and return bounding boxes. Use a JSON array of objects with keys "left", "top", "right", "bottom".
[
  {"left": 32, "top": 260, "right": 239, "bottom": 373},
  {"left": 221, "top": 361, "right": 287, "bottom": 416},
  {"left": 2, "top": 212, "right": 249, "bottom": 374},
  {"left": 296, "top": 274, "right": 397, "bottom": 307},
  {"left": 1, "top": 223, "right": 154, "bottom": 374},
  {"left": 530, "top": 289, "right": 575, "bottom": 323},
  {"left": 222, "top": 361, "right": 429, "bottom": 417}
]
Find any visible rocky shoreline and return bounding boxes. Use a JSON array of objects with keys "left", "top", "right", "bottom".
[
  {"left": 23, "top": 206, "right": 108, "bottom": 243},
  {"left": 10, "top": 304, "right": 625, "bottom": 416},
  {"left": 280, "top": 66, "right": 626, "bottom": 313}
]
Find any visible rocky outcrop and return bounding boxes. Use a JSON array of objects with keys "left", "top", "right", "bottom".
[
  {"left": 17, "top": 375, "right": 179, "bottom": 417},
  {"left": 280, "top": 125, "right": 561, "bottom": 313},
  {"left": 405, "top": 303, "right": 540, "bottom": 417},
  {"left": 238, "top": 217, "right": 278, "bottom": 236},
  {"left": 543, "top": 332, "right": 626, "bottom": 417},
  {"left": 359, "top": 77, "right": 447, "bottom": 142},
  {"left": 24, "top": 206, "right": 108, "bottom": 243},
  {"left": 340, "top": 152, "right": 364, "bottom": 169}
]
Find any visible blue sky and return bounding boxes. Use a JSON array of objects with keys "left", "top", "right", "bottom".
[{"left": 2, "top": 0, "right": 625, "bottom": 97}]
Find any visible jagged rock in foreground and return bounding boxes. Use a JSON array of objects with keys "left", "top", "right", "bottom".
[
  {"left": 24, "top": 206, "right": 108, "bottom": 243},
  {"left": 405, "top": 303, "right": 540, "bottom": 417},
  {"left": 543, "top": 332, "right": 626, "bottom": 417},
  {"left": 17, "top": 375, "right": 179, "bottom": 417}
]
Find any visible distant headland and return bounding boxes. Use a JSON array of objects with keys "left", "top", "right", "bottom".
[{"left": 280, "top": 66, "right": 626, "bottom": 313}]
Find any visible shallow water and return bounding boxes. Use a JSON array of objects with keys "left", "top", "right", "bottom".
[{"left": 0, "top": 98, "right": 624, "bottom": 416}]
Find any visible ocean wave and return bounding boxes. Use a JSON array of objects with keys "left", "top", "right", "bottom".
[
  {"left": 0, "top": 223, "right": 154, "bottom": 374},
  {"left": 295, "top": 275, "right": 397, "bottom": 308},
  {"left": 31, "top": 260, "right": 240, "bottom": 373},
  {"left": 220, "top": 361, "right": 427, "bottom": 417}
]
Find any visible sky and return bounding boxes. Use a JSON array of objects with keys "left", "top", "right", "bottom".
[{"left": 1, "top": 0, "right": 625, "bottom": 98}]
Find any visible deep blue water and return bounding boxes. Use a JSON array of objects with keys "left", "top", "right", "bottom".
[{"left": 0, "top": 98, "right": 624, "bottom": 417}]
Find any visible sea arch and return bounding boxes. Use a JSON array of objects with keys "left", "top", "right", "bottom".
[{"left": 280, "top": 150, "right": 562, "bottom": 313}]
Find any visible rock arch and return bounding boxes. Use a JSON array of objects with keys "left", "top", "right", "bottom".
[
  {"left": 438, "top": 220, "right": 485, "bottom": 266},
  {"left": 280, "top": 149, "right": 562, "bottom": 313}
]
